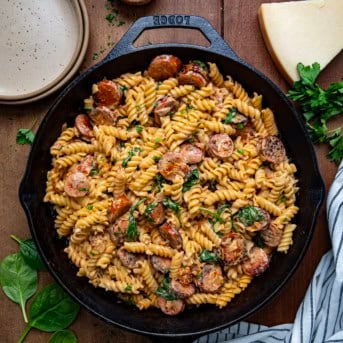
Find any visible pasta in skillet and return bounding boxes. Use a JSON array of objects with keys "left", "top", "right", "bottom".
[{"left": 44, "top": 54, "right": 299, "bottom": 315}]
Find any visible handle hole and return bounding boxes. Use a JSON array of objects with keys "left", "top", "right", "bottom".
[{"left": 133, "top": 28, "right": 210, "bottom": 48}]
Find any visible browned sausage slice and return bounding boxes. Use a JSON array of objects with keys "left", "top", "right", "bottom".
[
  {"left": 154, "top": 96, "right": 179, "bottom": 117},
  {"left": 117, "top": 247, "right": 144, "bottom": 269},
  {"left": 75, "top": 114, "right": 94, "bottom": 140},
  {"left": 261, "top": 135, "right": 286, "bottom": 164},
  {"left": 109, "top": 217, "right": 129, "bottom": 244},
  {"left": 242, "top": 246, "right": 269, "bottom": 276},
  {"left": 170, "top": 279, "right": 195, "bottom": 299},
  {"left": 107, "top": 194, "right": 132, "bottom": 223},
  {"left": 158, "top": 152, "right": 189, "bottom": 181},
  {"left": 207, "top": 134, "right": 234, "bottom": 159},
  {"left": 156, "top": 297, "right": 185, "bottom": 316},
  {"left": 179, "top": 143, "right": 205, "bottom": 164},
  {"left": 148, "top": 55, "right": 182, "bottom": 80},
  {"left": 178, "top": 63, "right": 209, "bottom": 88},
  {"left": 150, "top": 255, "right": 171, "bottom": 274},
  {"left": 64, "top": 171, "right": 90, "bottom": 198},
  {"left": 159, "top": 222, "right": 183, "bottom": 249},
  {"left": 198, "top": 264, "right": 224, "bottom": 293},
  {"left": 76, "top": 155, "right": 94, "bottom": 175},
  {"left": 219, "top": 232, "right": 246, "bottom": 266},
  {"left": 236, "top": 207, "right": 270, "bottom": 232},
  {"left": 149, "top": 203, "right": 166, "bottom": 226},
  {"left": 93, "top": 80, "right": 122, "bottom": 107},
  {"left": 89, "top": 106, "right": 117, "bottom": 126},
  {"left": 261, "top": 223, "right": 283, "bottom": 247}
]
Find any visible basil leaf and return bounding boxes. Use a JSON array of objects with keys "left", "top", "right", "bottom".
[
  {"left": 16, "top": 129, "right": 35, "bottom": 145},
  {"left": 182, "top": 169, "right": 199, "bottom": 192},
  {"left": 199, "top": 250, "right": 219, "bottom": 263},
  {"left": 11, "top": 235, "right": 46, "bottom": 271},
  {"left": 144, "top": 202, "right": 158, "bottom": 223},
  {"left": 0, "top": 253, "right": 38, "bottom": 323},
  {"left": 48, "top": 330, "right": 77, "bottom": 343},
  {"left": 127, "top": 198, "right": 147, "bottom": 241},
  {"left": 28, "top": 283, "right": 80, "bottom": 332},
  {"left": 223, "top": 108, "right": 237, "bottom": 124},
  {"left": 236, "top": 206, "right": 264, "bottom": 226}
]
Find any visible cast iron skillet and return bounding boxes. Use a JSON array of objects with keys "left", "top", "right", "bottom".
[{"left": 20, "top": 15, "right": 325, "bottom": 342}]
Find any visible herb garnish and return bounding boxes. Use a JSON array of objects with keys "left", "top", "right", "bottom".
[
  {"left": 200, "top": 203, "right": 231, "bottom": 225},
  {"left": 191, "top": 60, "right": 208, "bottom": 71},
  {"left": 199, "top": 250, "right": 219, "bottom": 263},
  {"left": 287, "top": 62, "right": 343, "bottom": 164},
  {"left": 162, "top": 198, "right": 180, "bottom": 216},
  {"left": 127, "top": 198, "right": 147, "bottom": 241},
  {"left": 182, "top": 169, "right": 200, "bottom": 192},
  {"left": 136, "top": 125, "right": 143, "bottom": 134},
  {"left": 236, "top": 122, "right": 245, "bottom": 129},
  {"left": 153, "top": 174, "right": 168, "bottom": 192},
  {"left": 17, "top": 129, "right": 35, "bottom": 145},
  {"left": 124, "top": 284, "right": 133, "bottom": 292},
  {"left": 223, "top": 108, "right": 237, "bottom": 124}
]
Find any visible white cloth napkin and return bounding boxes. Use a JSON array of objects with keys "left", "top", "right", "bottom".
[{"left": 195, "top": 162, "right": 343, "bottom": 343}]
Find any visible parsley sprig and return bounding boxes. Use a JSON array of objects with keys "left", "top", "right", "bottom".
[{"left": 287, "top": 62, "right": 343, "bottom": 164}]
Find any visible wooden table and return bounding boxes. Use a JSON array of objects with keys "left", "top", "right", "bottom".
[{"left": 1, "top": 1, "right": 342, "bottom": 342}]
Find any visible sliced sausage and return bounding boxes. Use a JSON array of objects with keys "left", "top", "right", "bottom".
[
  {"left": 156, "top": 297, "right": 185, "bottom": 316},
  {"left": 117, "top": 247, "right": 144, "bottom": 269},
  {"left": 154, "top": 96, "right": 179, "bottom": 117},
  {"left": 75, "top": 114, "right": 94, "bottom": 140},
  {"left": 261, "top": 135, "right": 286, "bottom": 164},
  {"left": 147, "top": 55, "right": 182, "bottom": 80},
  {"left": 159, "top": 222, "right": 183, "bottom": 249},
  {"left": 77, "top": 155, "right": 94, "bottom": 175},
  {"left": 179, "top": 143, "right": 205, "bottom": 164},
  {"left": 64, "top": 171, "right": 90, "bottom": 198},
  {"left": 93, "top": 80, "right": 122, "bottom": 107},
  {"left": 107, "top": 194, "right": 132, "bottom": 223},
  {"left": 89, "top": 106, "right": 117, "bottom": 126},
  {"left": 149, "top": 202, "right": 165, "bottom": 226},
  {"left": 109, "top": 217, "right": 129, "bottom": 244},
  {"left": 177, "top": 266, "right": 193, "bottom": 286},
  {"left": 158, "top": 152, "right": 189, "bottom": 181},
  {"left": 150, "top": 255, "right": 171, "bottom": 274},
  {"left": 207, "top": 134, "right": 234, "bottom": 159},
  {"left": 219, "top": 232, "right": 246, "bottom": 266},
  {"left": 198, "top": 264, "right": 224, "bottom": 293},
  {"left": 242, "top": 246, "right": 269, "bottom": 276},
  {"left": 178, "top": 62, "right": 209, "bottom": 88},
  {"left": 261, "top": 223, "right": 283, "bottom": 247},
  {"left": 170, "top": 279, "right": 195, "bottom": 299}
]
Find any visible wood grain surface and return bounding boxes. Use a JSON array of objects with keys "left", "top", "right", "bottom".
[{"left": 0, "top": 1, "right": 342, "bottom": 342}]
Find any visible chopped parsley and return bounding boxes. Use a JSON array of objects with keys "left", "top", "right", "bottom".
[
  {"left": 237, "top": 149, "right": 245, "bottom": 155},
  {"left": 86, "top": 205, "right": 93, "bottom": 210},
  {"left": 236, "top": 122, "right": 245, "bottom": 130},
  {"left": 106, "top": 13, "right": 115, "bottom": 23},
  {"left": 153, "top": 156, "right": 161, "bottom": 162},
  {"left": 124, "top": 284, "right": 132, "bottom": 292},
  {"left": 89, "top": 166, "right": 99, "bottom": 176},
  {"left": 121, "top": 85, "right": 128, "bottom": 92},
  {"left": 199, "top": 250, "right": 219, "bottom": 263},
  {"left": 136, "top": 125, "right": 143, "bottom": 134},
  {"left": 16, "top": 129, "right": 35, "bottom": 145}
]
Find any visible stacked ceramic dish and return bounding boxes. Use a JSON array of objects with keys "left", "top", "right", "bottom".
[{"left": 0, "top": 0, "right": 89, "bottom": 105}]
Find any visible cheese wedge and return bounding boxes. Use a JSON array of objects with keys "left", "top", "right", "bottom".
[{"left": 258, "top": 0, "right": 343, "bottom": 84}]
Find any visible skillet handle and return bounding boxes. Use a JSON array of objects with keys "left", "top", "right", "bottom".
[{"left": 104, "top": 15, "right": 240, "bottom": 61}]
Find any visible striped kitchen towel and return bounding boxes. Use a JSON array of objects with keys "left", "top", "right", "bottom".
[{"left": 196, "top": 162, "right": 343, "bottom": 343}]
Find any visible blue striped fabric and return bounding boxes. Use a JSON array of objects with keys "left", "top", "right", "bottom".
[{"left": 196, "top": 162, "right": 343, "bottom": 343}]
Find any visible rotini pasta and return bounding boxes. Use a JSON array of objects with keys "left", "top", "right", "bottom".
[{"left": 44, "top": 55, "right": 299, "bottom": 316}]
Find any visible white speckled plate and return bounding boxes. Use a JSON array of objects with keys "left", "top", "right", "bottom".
[{"left": 0, "top": 0, "right": 89, "bottom": 104}]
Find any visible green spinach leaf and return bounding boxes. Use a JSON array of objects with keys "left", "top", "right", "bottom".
[
  {"left": 155, "top": 275, "right": 178, "bottom": 301},
  {"left": 236, "top": 206, "right": 264, "bottom": 227},
  {"left": 48, "top": 330, "right": 77, "bottom": 343},
  {"left": 182, "top": 169, "right": 199, "bottom": 192},
  {"left": 11, "top": 235, "right": 46, "bottom": 271},
  {"left": 0, "top": 253, "right": 38, "bottom": 323},
  {"left": 199, "top": 250, "right": 219, "bottom": 263},
  {"left": 127, "top": 198, "right": 147, "bottom": 241},
  {"left": 223, "top": 108, "right": 237, "bottom": 124}
]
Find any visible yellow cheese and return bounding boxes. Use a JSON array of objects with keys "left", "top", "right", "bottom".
[{"left": 258, "top": 0, "right": 343, "bottom": 84}]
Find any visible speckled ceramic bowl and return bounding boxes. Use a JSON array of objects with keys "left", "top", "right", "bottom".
[{"left": 0, "top": 0, "right": 89, "bottom": 104}]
